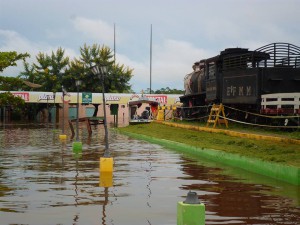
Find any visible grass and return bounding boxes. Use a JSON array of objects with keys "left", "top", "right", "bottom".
[
  {"left": 171, "top": 120, "right": 300, "bottom": 139},
  {"left": 117, "top": 122, "right": 300, "bottom": 167}
]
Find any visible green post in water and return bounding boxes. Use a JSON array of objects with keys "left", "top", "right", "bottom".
[
  {"left": 177, "top": 191, "right": 205, "bottom": 225},
  {"left": 73, "top": 141, "right": 82, "bottom": 153}
]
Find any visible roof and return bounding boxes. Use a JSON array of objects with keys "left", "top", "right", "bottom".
[{"left": 128, "top": 96, "right": 158, "bottom": 106}]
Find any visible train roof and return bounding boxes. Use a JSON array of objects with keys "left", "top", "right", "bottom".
[{"left": 193, "top": 42, "right": 300, "bottom": 71}]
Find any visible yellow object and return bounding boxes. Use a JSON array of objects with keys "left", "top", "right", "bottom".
[
  {"left": 206, "top": 104, "right": 228, "bottom": 128},
  {"left": 59, "top": 134, "right": 67, "bottom": 140},
  {"left": 157, "top": 110, "right": 165, "bottom": 121},
  {"left": 100, "top": 157, "right": 114, "bottom": 173},
  {"left": 99, "top": 172, "right": 113, "bottom": 187}
]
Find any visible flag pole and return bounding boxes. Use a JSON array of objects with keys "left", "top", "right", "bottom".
[{"left": 150, "top": 24, "right": 152, "bottom": 94}]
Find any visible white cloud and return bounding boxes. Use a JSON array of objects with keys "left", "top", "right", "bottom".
[
  {"left": 1, "top": 0, "right": 300, "bottom": 92},
  {"left": 115, "top": 39, "right": 214, "bottom": 92},
  {"left": 71, "top": 17, "right": 115, "bottom": 45},
  {"left": 0, "top": 29, "right": 78, "bottom": 76}
]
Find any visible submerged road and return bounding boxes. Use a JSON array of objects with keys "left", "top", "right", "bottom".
[{"left": 0, "top": 123, "right": 299, "bottom": 225}]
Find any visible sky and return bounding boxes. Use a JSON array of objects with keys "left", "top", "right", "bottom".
[{"left": 1, "top": 0, "right": 300, "bottom": 93}]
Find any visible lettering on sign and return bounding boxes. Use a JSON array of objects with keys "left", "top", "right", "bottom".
[
  {"left": 12, "top": 92, "right": 30, "bottom": 101},
  {"left": 105, "top": 96, "right": 121, "bottom": 101},
  {"left": 206, "top": 86, "right": 216, "bottom": 92},
  {"left": 226, "top": 85, "right": 252, "bottom": 97},
  {"left": 129, "top": 94, "right": 168, "bottom": 104},
  {"left": 146, "top": 95, "right": 167, "bottom": 104},
  {"left": 38, "top": 94, "right": 55, "bottom": 101},
  {"left": 130, "top": 94, "right": 140, "bottom": 100}
]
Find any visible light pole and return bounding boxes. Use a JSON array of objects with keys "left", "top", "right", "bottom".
[
  {"left": 75, "top": 80, "right": 82, "bottom": 141},
  {"left": 53, "top": 92, "right": 56, "bottom": 128},
  {"left": 91, "top": 64, "right": 109, "bottom": 155},
  {"left": 59, "top": 85, "right": 68, "bottom": 140}
]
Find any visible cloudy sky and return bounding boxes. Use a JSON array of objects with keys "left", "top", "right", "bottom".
[{"left": 1, "top": 0, "right": 299, "bottom": 92}]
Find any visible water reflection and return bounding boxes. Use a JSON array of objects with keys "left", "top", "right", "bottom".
[{"left": 0, "top": 123, "right": 299, "bottom": 225}]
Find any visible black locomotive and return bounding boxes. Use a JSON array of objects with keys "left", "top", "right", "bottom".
[{"left": 179, "top": 42, "right": 300, "bottom": 123}]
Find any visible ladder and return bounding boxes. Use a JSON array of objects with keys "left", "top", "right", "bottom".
[{"left": 206, "top": 104, "right": 228, "bottom": 128}]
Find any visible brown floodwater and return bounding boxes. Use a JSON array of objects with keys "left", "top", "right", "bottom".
[{"left": 0, "top": 122, "right": 299, "bottom": 225}]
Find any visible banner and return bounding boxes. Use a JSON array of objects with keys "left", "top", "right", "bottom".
[{"left": 82, "top": 92, "right": 92, "bottom": 104}]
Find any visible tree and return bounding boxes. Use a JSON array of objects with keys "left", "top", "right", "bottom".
[
  {"left": 0, "top": 92, "right": 25, "bottom": 107},
  {"left": 0, "top": 92, "right": 25, "bottom": 120},
  {"left": 17, "top": 44, "right": 134, "bottom": 117},
  {"left": 66, "top": 44, "right": 133, "bottom": 116},
  {"left": 0, "top": 76, "right": 24, "bottom": 91},
  {"left": 154, "top": 87, "right": 184, "bottom": 94},
  {"left": 0, "top": 51, "right": 29, "bottom": 72}
]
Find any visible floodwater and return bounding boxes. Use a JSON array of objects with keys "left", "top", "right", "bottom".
[{"left": 0, "top": 122, "right": 299, "bottom": 225}]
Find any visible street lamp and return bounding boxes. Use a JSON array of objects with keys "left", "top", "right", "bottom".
[
  {"left": 91, "top": 64, "right": 109, "bottom": 155},
  {"left": 59, "top": 85, "right": 68, "bottom": 140},
  {"left": 53, "top": 92, "right": 56, "bottom": 128},
  {"left": 75, "top": 80, "right": 82, "bottom": 141}
]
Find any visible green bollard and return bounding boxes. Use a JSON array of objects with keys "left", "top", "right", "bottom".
[
  {"left": 72, "top": 141, "right": 82, "bottom": 153},
  {"left": 177, "top": 191, "right": 205, "bottom": 225}
]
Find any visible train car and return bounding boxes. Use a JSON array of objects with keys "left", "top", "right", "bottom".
[{"left": 179, "top": 42, "right": 300, "bottom": 121}]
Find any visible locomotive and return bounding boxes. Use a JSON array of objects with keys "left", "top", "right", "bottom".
[{"left": 179, "top": 42, "right": 300, "bottom": 124}]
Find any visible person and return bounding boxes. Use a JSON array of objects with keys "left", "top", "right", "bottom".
[{"left": 141, "top": 109, "right": 149, "bottom": 119}]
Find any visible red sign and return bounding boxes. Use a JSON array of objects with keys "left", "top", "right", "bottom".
[
  {"left": 12, "top": 92, "right": 30, "bottom": 102},
  {"left": 146, "top": 95, "right": 167, "bottom": 104}
]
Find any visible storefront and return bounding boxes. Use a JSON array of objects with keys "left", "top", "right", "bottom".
[{"left": 0, "top": 91, "right": 182, "bottom": 125}]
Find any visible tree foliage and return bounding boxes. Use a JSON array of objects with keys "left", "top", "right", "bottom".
[
  {"left": 0, "top": 76, "right": 23, "bottom": 91},
  {"left": 144, "top": 87, "right": 184, "bottom": 94},
  {"left": 64, "top": 44, "right": 133, "bottom": 93},
  {"left": 0, "top": 92, "right": 25, "bottom": 108},
  {"left": 0, "top": 51, "right": 30, "bottom": 72},
  {"left": 18, "top": 44, "right": 133, "bottom": 94},
  {"left": 19, "top": 47, "right": 69, "bottom": 92}
]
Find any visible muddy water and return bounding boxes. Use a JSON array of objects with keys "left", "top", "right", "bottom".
[{"left": 0, "top": 123, "right": 299, "bottom": 225}]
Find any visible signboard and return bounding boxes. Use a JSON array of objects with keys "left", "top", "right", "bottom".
[
  {"left": 222, "top": 74, "right": 257, "bottom": 104},
  {"left": 12, "top": 92, "right": 30, "bottom": 102},
  {"left": 82, "top": 92, "right": 92, "bottom": 104},
  {"left": 0, "top": 91, "right": 181, "bottom": 105}
]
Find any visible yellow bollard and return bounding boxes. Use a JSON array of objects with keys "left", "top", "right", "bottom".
[
  {"left": 59, "top": 134, "right": 67, "bottom": 140},
  {"left": 99, "top": 157, "right": 114, "bottom": 173},
  {"left": 99, "top": 171, "right": 113, "bottom": 187}
]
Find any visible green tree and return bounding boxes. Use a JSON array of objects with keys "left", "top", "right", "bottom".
[
  {"left": 0, "top": 76, "right": 23, "bottom": 91},
  {"left": 18, "top": 60, "right": 41, "bottom": 91},
  {"left": 66, "top": 44, "right": 133, "bottom": 116},
  {"left": 33, "top": 48, "right": 69, "bottom": 92},
  {"left": 0, "top": 51, "right": 29, "bottom": 72},
  {"left": 0, "top": 92, "right": 25, "bottom": 107},
  {"left": 68, "top": 43, "right": 133, "bottom": 93},
  {"left": 154, "top": 87, "right": 184, "bottom": 94},
  {"left": 0, "top": 92, "right": 25, "bottom": 120}
]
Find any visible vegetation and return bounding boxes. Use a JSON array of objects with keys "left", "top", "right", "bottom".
[
  {"left": 118, "top": 123, "right": 300, "bottom": 167},
  {"left": 144, "top": 87, "right": 184, "bottom": 94},
  {"left": 0, "top": 92, "right": 25, "bottom": 108},
  {"left": 173, "top": 120, "right": 300, "bottom": 140},
  {"left": 0, "top": 51, "right": 29, "bottom": 72},
  {"left": 1, "top": 44, "right": 134, "bottom": 118},
  {"left": 17, "top": 44, "right": 133, "bottom": 94},
  {"left": 0, "top": 76, "right": 24, "bottom": 91},
  {"left": 0, "top": 92, "right": 25, "bottom": 120}
]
